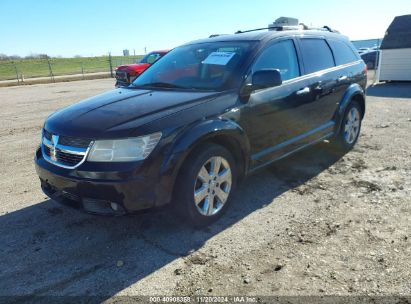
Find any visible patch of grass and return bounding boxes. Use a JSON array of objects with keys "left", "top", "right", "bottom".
[{"left": 0, "top": 55, "right": 143, "bottom": 81}]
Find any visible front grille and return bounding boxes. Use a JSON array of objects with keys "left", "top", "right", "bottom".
[
  {"left": 59, "top": 136, "right": 91, "bottom": 148},
  {"left": 44, "top": 129, "right": 91, "bottom": 148},
  {"left": 44, "top": 129, "right": 52, "bottom": 140},
  {"left": 44, "top": 145, "right": 84, "bottom": 167},
  {"left": 42, "top": 129, "right": 91, "bottom": 168},
  {"left": 115, "top": 71, "right": 128, "bottom": 81}
]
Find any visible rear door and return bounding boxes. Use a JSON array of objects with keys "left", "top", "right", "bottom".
[
  {"left": 296, "top": 37, "right": 338, "bottom": 129},
  {"left": 326, "top": 38, "right": 362, "bottom": 112}
]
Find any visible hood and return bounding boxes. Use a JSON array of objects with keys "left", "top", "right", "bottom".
[
  {"left": 116, "top": 63, "right": 150, "bottom": 72},
  {"left": 45, "top": 88, "right": 223, "bottom": 138}
]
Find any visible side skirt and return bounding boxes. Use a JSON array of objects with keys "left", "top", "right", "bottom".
[{"left": 248, "top": 122, "right": 335, "bottom": 173}]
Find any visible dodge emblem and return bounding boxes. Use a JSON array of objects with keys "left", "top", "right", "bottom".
[{"left": 50, "top": 134, "right": 59, "bottom": 162}]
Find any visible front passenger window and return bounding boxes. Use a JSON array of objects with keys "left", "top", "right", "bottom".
[{"left": 252, "top": 40, "right": 300, "bottom": 81}]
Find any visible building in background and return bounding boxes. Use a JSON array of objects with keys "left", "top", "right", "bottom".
[
  {"left": 377, "top": 14, "right": 411, "bottom": 82},
  {"left": 123, "top": 49, "right": 130, "bottom": 56}
]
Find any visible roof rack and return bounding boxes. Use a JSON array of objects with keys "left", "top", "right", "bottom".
[
  {"left": 209, "top": 34, "right": 228, "bottom": 38},
  {"left": 235, "top": 17, "right": 339, "bottom": 34},
  {"left": 235, "top": 25, "right": 339, "bottom": 34},
  {"left": 235, "top": 26, "right": 282, "bottom": 34}
]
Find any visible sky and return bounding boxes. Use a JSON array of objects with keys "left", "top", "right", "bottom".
[{"left": 0, "top": 0, "right": 409, "bottom": 57}]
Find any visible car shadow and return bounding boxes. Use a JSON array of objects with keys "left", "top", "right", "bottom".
[
  {"left": 0, "top": 142, "right": 346, "bottom": 299},
  {"left": 367, "top": 82, "right": 411, "bottom": 98}
]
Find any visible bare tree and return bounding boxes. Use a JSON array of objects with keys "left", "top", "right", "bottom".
[{"left": 8, "top": 55, "right": 21, "bottom": 60}]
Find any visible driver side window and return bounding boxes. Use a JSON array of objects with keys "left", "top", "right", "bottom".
[{"left": 252, "top": 39, "right": 300, "bottom": 81}]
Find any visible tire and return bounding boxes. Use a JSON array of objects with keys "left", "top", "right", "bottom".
[
  {"left": 332, "top": 101, "right": 363, "bottom": 152},
  {"left": 175, "top": 143, "right": 237, "bottom": 227}
]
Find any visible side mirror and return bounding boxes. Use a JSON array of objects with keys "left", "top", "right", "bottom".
[
  {"left": 252, "top": 69, "right": 282, "bottom": 89},
  {"left": 240, "top": 69, "right": 282, "bottom": 101}
]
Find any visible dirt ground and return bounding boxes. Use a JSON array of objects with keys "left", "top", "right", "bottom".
[{"left": 0, "top": 76, "right": 410, "bottom": 302}]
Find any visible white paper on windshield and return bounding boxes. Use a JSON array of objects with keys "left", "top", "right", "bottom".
[{"left": 202, "top": 52, "right": 236, "bottom": 65}]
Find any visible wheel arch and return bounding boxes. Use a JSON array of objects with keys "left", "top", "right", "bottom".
[
  {"left": 155, "top": 118, "right": 250, "bottom": 207},
  {"left": 335, "top": 83, "right": 366, "bottom": 134}
]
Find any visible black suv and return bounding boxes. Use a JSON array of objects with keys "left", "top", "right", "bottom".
[{"left": 35, "top": 27, "right": 366, "bottom": 226}]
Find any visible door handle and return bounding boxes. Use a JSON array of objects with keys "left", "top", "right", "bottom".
[
  {"left": 337, "top": 75, "right": 348, "bottom": 82},
  {"left": 296, "top": 87, "right": 310, "bottom": 95}
]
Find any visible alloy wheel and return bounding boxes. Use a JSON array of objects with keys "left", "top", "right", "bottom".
[
  {"left": 193, "top": 156, "right": 232, "bottom": 216},
  {"left": 344, "top": 107, "right": 361, "bottom": 144}
]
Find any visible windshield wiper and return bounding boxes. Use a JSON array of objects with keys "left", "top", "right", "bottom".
[
  {"left": 131, "top": 82, "right": 216, "bottom": 91},
  {"left": 139, "top": 82, "right": 187, "bottom": 89}
]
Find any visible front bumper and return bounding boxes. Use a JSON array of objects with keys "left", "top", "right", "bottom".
[{"left": 35, "top": 148, "right": 159, "bottom": 215}]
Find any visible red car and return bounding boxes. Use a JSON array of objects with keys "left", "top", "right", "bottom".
[{"left": 115, "top": 50, "right": 169, "bottom": 87}]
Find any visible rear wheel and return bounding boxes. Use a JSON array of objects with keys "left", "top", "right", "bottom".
[
  {"left": 175, "top": 144, "right": 237, "bottom": 227},
  {"left": 332, "top": 101, "right": 362, "bottom": 151}
]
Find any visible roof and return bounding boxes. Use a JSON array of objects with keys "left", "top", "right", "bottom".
[
  {"left": 380, "top": 15, "right": 411, "bottom": 49},
  {"left": 183, "top": 29, "right": 349, "bottom": 46}
]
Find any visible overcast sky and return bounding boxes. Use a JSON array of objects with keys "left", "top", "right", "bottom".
[{"left": 0, "top": 0, "right": 409, "bottom": 57}]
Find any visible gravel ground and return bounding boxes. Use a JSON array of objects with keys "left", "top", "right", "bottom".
[{"left": 0, "top": 77, "right": 410, "bottom": 301}]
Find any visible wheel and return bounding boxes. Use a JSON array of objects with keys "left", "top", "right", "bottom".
[
  {"left": 175, "top": 143, "right": 237, "bottom": 227},
  {"left": 332, "top": 101, "right": 362, "bottom": 151}
]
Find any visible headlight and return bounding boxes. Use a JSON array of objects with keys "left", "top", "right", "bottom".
[{"left": 87, "top": 132, "right": 162, "bottom": 162}]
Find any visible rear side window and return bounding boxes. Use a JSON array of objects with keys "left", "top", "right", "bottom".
[
  {"left": 300, "top": 39, "right": 335, "bottom": 74},
  {"left": 252, "top": 39, "right": 300, "bottom": 81},
  {"left": 328, "top": 39, "right": 359, "bottom": 65}
]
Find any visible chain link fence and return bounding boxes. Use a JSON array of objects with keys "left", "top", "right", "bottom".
[{"left": 0, "top": 55, "right": 143, "bottom": 84}]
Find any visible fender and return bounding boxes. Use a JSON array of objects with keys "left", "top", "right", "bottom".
[
  {"left": 154, "top": 118, "right": 250, "bottom": 206},
  {"left": 335, "top": 83, "right": 366, "bottom": 134}
]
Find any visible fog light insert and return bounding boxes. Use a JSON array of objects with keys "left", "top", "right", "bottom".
[{"left": 110, "top": 202, "right": 119, "bottom": 211}]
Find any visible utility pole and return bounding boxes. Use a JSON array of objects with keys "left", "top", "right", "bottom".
[{"left": 144, "top": 47, "right": 147, "bottom": 54}]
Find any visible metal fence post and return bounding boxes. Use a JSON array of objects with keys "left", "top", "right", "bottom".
[
  {"left": 13, "top": 62, "right": 20, "bottom": 85},
  {"left": 108, "top": 52, "right": 113, "bottom": 78},
  {"left": 81, "top": 62, "right": 85, "bottom": 80},
  {"left": 47, "top": 58, "right": 55, "bottom": 82}
]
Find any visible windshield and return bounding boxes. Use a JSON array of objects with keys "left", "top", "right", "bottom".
[
  {"left": 132, "top": 41, "right": 256, "bottom": 91},
  {"left": 139, "top": 52, "right": 164, "bottom": 64}
]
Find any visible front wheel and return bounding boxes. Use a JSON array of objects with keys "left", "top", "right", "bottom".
[
  {"left": 175, "top": 144, "right": 237, "bottom": 227},
  {"left": 332, "top": 101, "right": 363, "bottom": 151}
]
